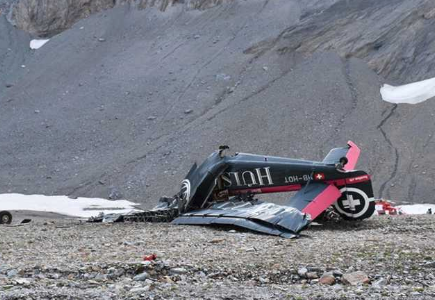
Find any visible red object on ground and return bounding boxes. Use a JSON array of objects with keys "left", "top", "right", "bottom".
[
  {"left": 143, "top": 254, "right": 157, "bottom": 261},
  {"left": 375, "top": 200, "right": 398, "bottom": 215}
]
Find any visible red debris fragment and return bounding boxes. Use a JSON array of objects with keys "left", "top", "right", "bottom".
[
  {"left": 143, "top": 254, "right": 157, "bottom": 261},
  {"left": 375, "top": 200, "right": 399, "bottom": 215}
]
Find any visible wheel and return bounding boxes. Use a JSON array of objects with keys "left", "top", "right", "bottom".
[
  {"left": 178, "top": 179, "right": 191, "bottom": 213},
  {"left": 0, "top": 211, "right": 12, "bottom": 224},
  {"left": 333, "top": 187, "right": 375, "bottom": 220}
]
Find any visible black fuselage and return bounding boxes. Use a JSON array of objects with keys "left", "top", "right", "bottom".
[{"left": 214, "top": 153, "right": 372, "bottom": 198}]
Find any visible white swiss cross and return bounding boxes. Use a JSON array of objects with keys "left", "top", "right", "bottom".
[
  {"left": 342, "top": 194, "right": 361, "bottom": 211},
  {"left": 315, "top": 173, "right": 324, "bottom": 180}
]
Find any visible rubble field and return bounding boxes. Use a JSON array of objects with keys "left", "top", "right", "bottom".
[{"left": 1, "top": 215, "right": 435, "bottom": 299}]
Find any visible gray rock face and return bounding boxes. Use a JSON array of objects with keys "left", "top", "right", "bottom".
[
  {"left": 1, "top": 0, "right": 435, "bottom": 206},
  {"left": 7, "top": 0, "right": 229, "bottom": 37},
  {"left": 269, "top": 0, "right": 435, "bottom": 83},
  {"left": 9, "top": 0, "right": 116, "bottom": 36}
]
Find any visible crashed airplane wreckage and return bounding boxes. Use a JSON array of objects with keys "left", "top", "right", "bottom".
[{"left": 91, "top": 141, "right": 375, "bottom": 238}]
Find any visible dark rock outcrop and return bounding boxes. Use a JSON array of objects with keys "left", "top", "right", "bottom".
[
  {"left": 7, "top": 0, "right": 229, "bottom": 37},
  {"left": 271, "top": 0, "right": 435, "bottom": 83}
]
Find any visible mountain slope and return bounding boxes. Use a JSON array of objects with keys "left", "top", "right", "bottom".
[{"left": 0, "top": 0, "right": 434, "bottom": 207}]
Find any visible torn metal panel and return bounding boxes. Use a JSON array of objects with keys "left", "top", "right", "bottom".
[{"left": 173, "top": 199, "right": 310, "bottom": 238}]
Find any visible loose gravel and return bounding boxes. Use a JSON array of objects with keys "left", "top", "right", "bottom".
[{"left": 1, "top": 215, "right": 435, "bottom": 299}]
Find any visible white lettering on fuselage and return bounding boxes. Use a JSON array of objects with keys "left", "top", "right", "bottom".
[
  {"left": 284, "top": 174, "right": 313, "bottom": 183},
  {"left": 221, "top": 167, "right": 273, "bottom": 187}
]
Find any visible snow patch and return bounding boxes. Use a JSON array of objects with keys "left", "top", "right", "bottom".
[
  {"left": 30, "top": 39, "right": 49, "bottom": 50},
  {"left": 380, "top": 77, "right": 435, "bottom": 104},
  {"left": 397, "top": 204, "right": 435, "bottom": 215},
  {"left": 0, "top": 193, "right": 141, "bottom": 218}
]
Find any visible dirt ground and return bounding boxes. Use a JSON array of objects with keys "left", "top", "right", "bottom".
[{"left": 1, "top": 214, "right": 435, "bottom": 299}]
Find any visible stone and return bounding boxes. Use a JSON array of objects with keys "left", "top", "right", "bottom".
[
  {"left": 298, "top": 267, "right": 308, "bottom": 278},
  {"left": 130, "top": 286, "right": 150, "bottom": 293},
  {"left": 209, "top": 238, "right": 224, "bottom": 244},
  {"left": 109, "top": 188, "right": 122, "bottom": 200},
  {"left": 259, "top": 277, "right": 269, "bottom": 283},
  {"left": 372, "top": 278, "right": 387, "bottom": 289},
  {"left": 171, "top": 267, "right": 188, "bottom": 275},
  {"left": 306, "top": 272, "right": 318, "bottom": 279},
  {"left": 319, "top": 273, "right": 336, "bottom": 285},
  {"left": 423, "top": 8, "right": 435, "bottom": 19},
  {"left": 160, "top": 276, "right": 174, "bottom": 284},
  {"left": 424, "top": 261, "right": 435, "bottom": 267},
  {"left": 216, "top": 73, "right": 231, "bottom": 81},
  {"left": 133, "top": 272, "right": 148, "bottom": 281},
  {"left": 14, "top": 278, "right": 31, "bottom": 285},
  {"left": 342, "top": 271, "right": 370, "bottom": 285},
  {"left": 184, "top": 109, "right": 193, "bottom": 114},
  {"left": 147, "top": 116, "right": 157, "bottom": 120},
  {"left": 7, "top": 269, "right": 18, "bottom": 278}
]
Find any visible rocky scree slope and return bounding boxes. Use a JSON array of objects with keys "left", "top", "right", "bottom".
[{"left": 0, "top": 0, "right": 435, "bottom": 207}]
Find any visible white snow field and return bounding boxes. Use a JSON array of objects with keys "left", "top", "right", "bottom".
[
  {"left": 398, "top": 204, "right": 435, "bottom": 215},
  {"left": 0, "top": 193, "right": 141, "bottom": 218},
  {"left": 381, "top": 77, "right": 435, "bottom": 104}
]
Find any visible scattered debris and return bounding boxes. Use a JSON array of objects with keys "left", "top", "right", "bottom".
[
  {"left": 143, "top": 254, "right": 157, "bottom": 261},
  {"left": 375, "top": 200, "right": 399, "bottom": 215}
]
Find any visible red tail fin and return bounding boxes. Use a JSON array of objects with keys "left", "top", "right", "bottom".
[{"left": 344, "top": 141, "right": 360, "bottom": 171}]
